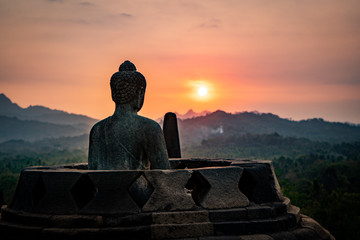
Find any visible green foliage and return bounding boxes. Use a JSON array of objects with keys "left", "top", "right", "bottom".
[{"left": 183, "top": 133, "right": 360, "bottom": 240}]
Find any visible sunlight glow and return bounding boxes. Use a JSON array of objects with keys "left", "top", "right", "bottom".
[
  {"left": 187, "top": 80, "right": 216, "bottom": 102},
  {"left": 198, "top": 86, "right": 208, "bottom": 97}
]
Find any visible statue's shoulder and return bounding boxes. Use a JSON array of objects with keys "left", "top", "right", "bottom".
[
  {"left": 90, "top": 117, "right": 111, "bottom": 135},
  {"left": 136, "top": 115, "right": 162, "bottom": 132}
]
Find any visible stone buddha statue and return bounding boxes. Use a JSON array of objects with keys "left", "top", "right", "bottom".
[{"left": 88, "top": 60, "right": 170, "bottom": 170}]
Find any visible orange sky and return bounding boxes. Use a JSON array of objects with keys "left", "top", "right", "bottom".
[{"left": 1, "top": 0, "right": 360, "bottom": 123}]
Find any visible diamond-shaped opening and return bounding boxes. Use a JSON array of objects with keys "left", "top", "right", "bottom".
[
  {"left": 32, "top": 175, "right": 47, "bottom": 207},
  {"left": 238, "top": 168, "right": 257, "bottom": 201},
  {"left": 185, "top": 171, "right": 211, "bottom": 205},
  {"left": 71, "top": 174, "right": 97, "bottom": 210},
  {"left": 128, "top": 174, "right": 154, "bottom": 208}
]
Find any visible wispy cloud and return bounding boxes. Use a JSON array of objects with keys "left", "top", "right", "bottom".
[
  {"left": 119, "top": 13, "right": 133, "bottom": 18},
  {"left": 46, "top": 0, "right": 64, "bottom": 3},
  {"left": 79, "top": 2, "right": 94, "bottom": 7},
  {"left": 198, "top": 18, "right": 221, "bottom": 29}
]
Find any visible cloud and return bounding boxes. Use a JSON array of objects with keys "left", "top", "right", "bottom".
[
  {"left": 79, "top": 2, "right": 94, "bottom": 6},
  {"left": 198, "top": 18, "right": 221, "bottom": 29},
  {"left": 46, "top": 0, "right": 64, "bottom": 2},
  {"left": 119, "top": 13, "right": 133, "bottom": 18}
]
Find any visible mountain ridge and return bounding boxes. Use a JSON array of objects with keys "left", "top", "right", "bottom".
[
  {"left": 0, "top": 93, "right": 97, "bottom": 142},
  {"left": 0, "top": 93, "right": 98, "bottom": 125},
  {"left": 178, "top": 110, "right": 360, "bottom": 146},
  {"left": 1, "top": 93, "right": 360, "bottom": 145}
]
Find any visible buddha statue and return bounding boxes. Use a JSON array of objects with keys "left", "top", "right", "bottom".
[{"left": 88, "top": 60, "right": 170, "bottom": 170}]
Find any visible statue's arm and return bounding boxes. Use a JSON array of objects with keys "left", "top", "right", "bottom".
[
  {"left": 146, "top": 123, "right": 170, "bottom": 169},
  {"left": 88, "top": 123, "right": 106, "bottom": 170}
]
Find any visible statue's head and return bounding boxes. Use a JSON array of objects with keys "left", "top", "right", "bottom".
[{"left": 110, "top": 60, "right": 147, "bottom": 111}]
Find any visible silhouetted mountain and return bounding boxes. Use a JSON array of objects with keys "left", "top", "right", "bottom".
[
  {"left": 0, "top": 93, "right": 97, "bottom": 142},
  {"left": 178, "top": 110, "right": 360, "bottom": 146},
  {"left": 174, "top": 109, "right": 211, "bottom": 119},
  {"left": 0, "top": 93, "right": 97, "bottom": 126}
]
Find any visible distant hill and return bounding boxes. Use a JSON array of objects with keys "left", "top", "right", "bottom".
[
  {"left": 0, "top": 93, "right": 97, "bottom": 126},
  {"left": 0, "top": 93, "right": 98, "bottom": 142},
  {"left": 174, "top": 109, "right": 211, "bottom": 119},
  {"left": 178, "top": 110, "right": 360, "bottom": 146},
  {"left": 2, "top": 93, "right": 360, "bottom": 145}
]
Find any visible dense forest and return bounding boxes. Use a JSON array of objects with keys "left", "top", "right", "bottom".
[{"left": 183, "top": 133, "right": 360, "bottom": 240}]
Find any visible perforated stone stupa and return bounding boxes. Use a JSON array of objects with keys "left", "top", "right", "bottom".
[{"left": 0, "top": 159, "right": 335, "bottom": 239}]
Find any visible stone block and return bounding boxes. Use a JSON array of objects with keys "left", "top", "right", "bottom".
[
  {"left": 8, "top": 170, "right": 42, "bottom": 212},
  {"left": 42, "top": 227, "right": 100, "bottom": 239},
  {"left": 236, "top": 163, "right": 281, "bottom": 203},
  {"left": 100, "top": 225, "right": 151, "bottom": 239},
  {"left": 102, "top": 213, "right": 152, "bottom": 227},
  {"left": 268, "top": 231, "right": 297, "bottom": 240},
  {"left": 214, "top": 221, "right": 247, "bottom": 236},
  {"left": 199, "top": 236, "right": 243, "bottom": 240},
  {"left": 35, "top": 171, "right": 83, "bottom": 214},
  {"left": 50, "top": 215, "right": 102, "bottom": 228},
  {"left": 209, "top": 208, "right": 247, "bottom": 222},
  {"left": 271, "top": 202, "right": 287, "bottom": 216},
  {"left": 152, "top": 210, "right": 209, "bottom": 224},
  {"left": 292, "top": 227, "right": 322, "bottom": 240},
  {"left": 151, "top": 222, "right": 213, "bottom": 239},
  {"left": 300, "top": 215, "right": 335, "bottom": 240},
  {"left": 0, "top": 206, "right": 51, "bottom": 226},
  {"left": 240, "top": 234, "right": 274, "bottom": 240},
  {"left": 247, "top": 206, "right": 273, "bottom": 220},
  {"left": 80, "top": 171, "right": 141, "bottom": 215},
  {"left": 142, "top": 170, "right": 196, "bottom": 212},
  {"left": 0, "top": 220, "right": 43, "bottom": 239},
  {"left": 193, "top": 167, "right": 249, "bottom": 209}
]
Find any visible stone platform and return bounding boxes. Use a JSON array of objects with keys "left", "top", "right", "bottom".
[{"left": 0, "top": 159, "right": 335, "bottom": 239}]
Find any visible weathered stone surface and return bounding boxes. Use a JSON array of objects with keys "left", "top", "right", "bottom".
[
  {"left": 292, "top": 227, "right": 322, "bottom": 240},
  {"left": 163, "top": 112, "right": 181, "bottom": 158},
  {"left": 0, "top": 220, "right": 43, "bottom": 239},
  {"left": 142, "top": 170, "right": 196, "bottom": 212},
  {"left": 102, "top": 213, "right": 152, "bottom": 227},
  {"left": 8, "top": 170, "right": 42, "bottom": 212},
  {"left": 247, "top": 206, "right": 273, "bottom": 219},
  {"left": 269, "top": 231, "right": 297, "bottom": 240},
  {"left": 79, "top": 171, "right": 140, "bottom": 214},
  {"left": 240, "top": 234, "right": 274, "bottom": 240},
  {"left": 152, "top": 210, "right": 209, "bottom": 224},
  {"left": 199, "top": 236, "right": 243, "bottom": 240},
  {"left": 34, "top": 171, "right": 82, "bottom": 214},
  {"left": 151, "top": 222, "right": 213, "bottom": 239},
  {"left": 50, "top": 215, "right": 102, "bottom": 228},
  {"left": 42, "top": 228, "right": 100, "bottom": 239},
  {"left": 0, "top": 206, "right": 51, "bottom": 226},
  {"left": 194, "top": 167, "right": 249, "bottom": 209},
  {"left": 300, "top": 215, "right": 335, "bottom": 240},
  {"left": 100, "top": 225, "right": 151, "bottom": 239},
  {"left": 235, "top": 162, "right": 282, "bottom": 203},
  {"left": 170, "top": 159, "right": 232, "bottom": 169},
  {"left": 270, "top": 202, "right": 287, "bottom": 216},
  {"left": 0, "top": 160, "right": 336, "bottom": 239},
  {"left": 209, "top": 208, "right": 247, "bottom": 222},
  {"left": 128, "top": 174, "right": 154, "bottom": 208}
]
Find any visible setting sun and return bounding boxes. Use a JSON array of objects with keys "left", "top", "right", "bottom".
[
  {"left": 187, "top": 80, "right": 216, "bottom": 102},
  {"left": 198, "top": 86, "right": 208, "bottom": 97}
]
